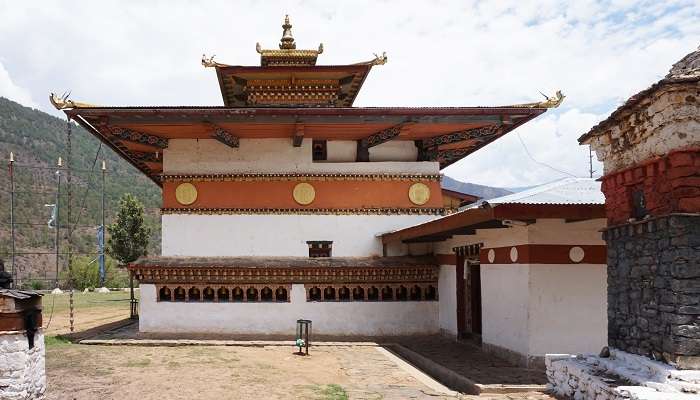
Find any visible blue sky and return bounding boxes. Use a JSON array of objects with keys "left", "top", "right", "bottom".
[{"left": 0, "top": 0, "right": 698, "bottom": 187}]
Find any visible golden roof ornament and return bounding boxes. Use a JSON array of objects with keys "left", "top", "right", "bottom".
[
  {"left": 49, "top": 92, "right": 97, "bottom": 110},
  {"left": 510, "top": 90, "right": 565, "bottom": 108},
  {"left": 280, "top": 14, "right": 296, "bottom": 50},
  {"left": 255, "top": 15, "right": 324, "bottom": 66}
]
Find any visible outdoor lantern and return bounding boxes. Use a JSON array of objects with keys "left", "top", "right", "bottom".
[{"left": 295, "top": 319, "right": 312, "bottom": 355}]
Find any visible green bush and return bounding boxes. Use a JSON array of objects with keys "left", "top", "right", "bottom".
[
  {"left": 61, "top": 255, "right": 127, "bottom": 290},
  {"left": 29, "top": 280, "right": 44, "bottom": 290}
]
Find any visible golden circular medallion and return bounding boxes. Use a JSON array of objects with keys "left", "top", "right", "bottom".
[
  {"left": 175, "top": 182, "right": 198, "bottom": 205},
  {"left": 408, "top": 182, "right": 431, "bottom": 205},
  {"left": 293, "top": 182, "right": 316, "bottom": 205}
]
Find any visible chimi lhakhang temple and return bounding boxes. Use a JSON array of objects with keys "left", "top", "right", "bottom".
[{"left": 50, "top": 17, "right": 569, "bottom": 338}]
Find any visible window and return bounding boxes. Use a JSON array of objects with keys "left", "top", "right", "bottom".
[
  {"left": 307, "top": 240, "right": 332, "bottom": 258},
  {"left": 312, "top": 140, "right": 327, "bottom": 161}
]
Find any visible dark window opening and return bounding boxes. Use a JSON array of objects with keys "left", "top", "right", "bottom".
[
  {"left": 276, "top": 287, "right": 288, "bottom": 302},
  {"left": 188, "top": 287, "right": 201, "bottom": 302},
  {"left": 232, "top": 287, "right": 244, "bottom": 302},
  {"left": 261, "top": 287, "right": 273, "bottom": 302},
  {"left": 381, "top": 286, "right": 394, "bottom": 301},
  {"left": 312, "top": 140, "right": 327, "bottom": 161},
  {"left": 309, "top": 287, "right": 322, "bottom": 301},
  {"left": 410, "top": 285, "right": 422, "bottom": 301},
  {"left": 338, "top": 286, "right": 351, "bottom": 301},
  {"left": 323, "top": 286, "right": 336, "bottom": 301},
  {"left": 425, "top": 285, "right": 437, "bottom": 301},
  {"left": 367, "top": 286, "right": 379, "bottom": 301},
  {"left": 202, "top": 287, "right": 215, "bottom": 302},
  {"left": 352, "top": 286, "right": 365, "bottom": 301},
  {"left": 218, "top": 287, "right": 230, "bottom": 302},
  {"left": 174, "top": 287, "right": 186, "bottom": 302},
  {"left": 308, "top": 240, "right": 332, "bottom": 258},
  {"left": 159, "top": 287, "right": 172, "bottom": 301},
  {"left": 396, "top": 286, "right": 408, "bottom": 301},
  {"left": 246, "top": 287, "right": 258, "bottom": 302}
]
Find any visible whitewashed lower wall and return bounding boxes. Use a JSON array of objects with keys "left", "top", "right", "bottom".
[
  {"left": 162, "top": 214, "right": 435, "bottom": 257},
  {"left": 438, "top": 264, "right": 457, "bottom": 336},
  {"left": 528, "top": 264, "right": 607, "bottom": 356},
  {"left": 139, "top": 284, "right": 439, "bottom": 335},
  {"left": 0, "top": 330, "right": 46, "bottom": 400},
  {"left": 481, "top": 264, "right": 530, "bottom": 357}
]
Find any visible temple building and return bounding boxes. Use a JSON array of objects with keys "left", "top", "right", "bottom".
[{"left": 51, "top": 16, "right": 562, "bottom": 335}]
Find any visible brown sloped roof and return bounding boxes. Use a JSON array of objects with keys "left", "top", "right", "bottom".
[{"left": 130, "top": 256, "right": 437, "bottom": 268}]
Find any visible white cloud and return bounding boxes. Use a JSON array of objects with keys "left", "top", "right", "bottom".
[
  {"left": 0, "top": 0, "right": 698, "bottom": 186},
  {"left": 0, "top": 61, "right": 37, "bottom": 109}
]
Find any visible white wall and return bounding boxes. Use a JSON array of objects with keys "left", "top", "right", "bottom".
[
  {"left": 164, "top": 138, "right": 437, "bottom": 174},
  {"left": 528, "top": 264, "right": 607, "bottom": 356},
  {"left": 139, "top": 284, "right": 439, "bottom": 335},
  {"left": 438, "top": 264, "right": 457, "bottom": 336},
  {"left": 162, "top": 214, "right": 435, "bottom": 257},
  {"left": 481, "top": 264, "right": 530, "bottom": 356}
]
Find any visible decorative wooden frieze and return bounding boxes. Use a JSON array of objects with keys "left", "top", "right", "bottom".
[
  {"left": 437, "top": 148, "right": 472, "bottom": 168},
  {"left": 422, "top": 125, "right": 500, "bottom": 149},
  {"left": 160, "top": 207, "right": 445, "bottom": 216},
  {"left": 160, "top": 172, "right": 442, "bottom": 183},
  {"left": 131, "top": 265, "right": 439, "bottom": 286},
  {"left": 109, "top": 127, "right": 169, "bottom": 149},
  {"left": 211, "top": 126, "right": 240, "bottom": 148},
  {"left": 129, "top": 150, "right": 162, "bottom": 163}
]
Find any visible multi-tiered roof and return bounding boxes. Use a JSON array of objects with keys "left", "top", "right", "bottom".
[{"left": 50, "top": 16, "right": 561, "bottom": 184}]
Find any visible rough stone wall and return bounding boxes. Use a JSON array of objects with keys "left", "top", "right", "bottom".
[
  {"left": 0, "top": 330, "right": 46, "bottom": 400},
  {"left": 587, "top": 82, "right": 700, "bottom": 175},
  {"left": 605, "top": 214, "right": 700, "bottom": 368},
  {"left": 601, "top": 149, "right": 700, "bottom": 225}
]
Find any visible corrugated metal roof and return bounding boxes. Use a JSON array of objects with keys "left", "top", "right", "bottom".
[
  {"left": 466, "top": 178, "right": 604, "bottom": 208},
  {"left": 0, "top": 289, "right": 43, "bottom": 299}
]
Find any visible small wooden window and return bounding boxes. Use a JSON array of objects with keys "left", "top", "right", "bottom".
[
  {"left": 307, "top": 240, "right": 332, "bottom": 258},
  {"left": 312, "top": 140, "right": 327, "bottom": 161}
]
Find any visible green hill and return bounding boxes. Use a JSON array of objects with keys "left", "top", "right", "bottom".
[{"left": 0, "top": 97, "right": 161, "bottom": 286}]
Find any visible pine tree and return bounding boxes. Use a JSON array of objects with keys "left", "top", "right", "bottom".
[{"left": 107, "top": 193, "right": 150, "bottom": 265}]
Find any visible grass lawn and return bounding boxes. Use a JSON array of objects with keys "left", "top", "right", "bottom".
[{"left": 42, "top": 290, "right": 138, "bottom": 336}]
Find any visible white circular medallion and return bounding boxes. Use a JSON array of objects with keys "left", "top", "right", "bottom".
[
  {"left": 487, "top": 249, "right": 495, "bottom": 263},
  {"left": 569, "top": 246, "right": 585, "bottom": 263},
  {"left": 509, "top": 247, "right": 519, "bottom": 263}
]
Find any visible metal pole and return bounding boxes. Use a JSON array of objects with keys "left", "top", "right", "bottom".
[
  {"left": 9, "top": 152, "right": 15, "bottom": 289},
  {"left": 66, "top": 118, "right": 72, "bottom": 287},
  {"left": 99, "top": 160, "right": 106, "bottom": 287},
  {"left": 55, "top": 159, "right": 62, "bottom": 288}
]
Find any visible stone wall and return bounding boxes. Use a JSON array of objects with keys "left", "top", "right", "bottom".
[
  {"left": 0, "top": 330, "right": 46, "bottom": 400},
  {"left": 605, "top": 214, "right": 700, "bottom": 369},
  {"left": 586, "top": 82, "right": 700, "bottom": 175}
]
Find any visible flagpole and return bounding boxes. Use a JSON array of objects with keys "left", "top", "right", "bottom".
[{"left": 55, "top": 157, "right": 62, "bottom": 289}]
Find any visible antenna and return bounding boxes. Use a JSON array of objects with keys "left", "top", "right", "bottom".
[{"left": 589, "top": 146, "right": 596, "bottom": 178}]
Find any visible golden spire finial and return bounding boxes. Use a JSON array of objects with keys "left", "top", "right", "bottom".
[{"left": 280, "top": 14, "right": 296, "bottom": 50}]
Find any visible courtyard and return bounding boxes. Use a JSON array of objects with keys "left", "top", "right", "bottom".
[{"left": 42, "top": 292, "right": 554, "bottom": 399}]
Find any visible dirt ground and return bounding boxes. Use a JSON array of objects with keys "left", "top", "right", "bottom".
[
  {"left": 45, "top": 343, "right": 553, "bottom": 400},
  {"left": 42, "top": 292, "right": 554, "bottom": 399},
  {"left": 42, "top": 291, "right": 136, "bottom": 336}
]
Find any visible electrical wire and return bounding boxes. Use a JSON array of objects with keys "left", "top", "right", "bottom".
[{"left": 516, "top": 133, "right": 580, "bottom": 178}]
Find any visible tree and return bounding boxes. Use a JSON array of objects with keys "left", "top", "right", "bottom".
[{"left": 107, "top": 193, "right": 150, "bottom": 265}]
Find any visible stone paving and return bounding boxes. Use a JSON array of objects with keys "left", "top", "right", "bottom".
[{"left": 396, "top": 336, "right": 548, "bottom": 386}]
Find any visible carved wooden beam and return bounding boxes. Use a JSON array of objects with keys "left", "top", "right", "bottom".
[
  {"left": 129, "top": 150, "right": 163, "bottom": 163},
  {"left": 437, "top": 148, "right": 473, "bottom": 168},
  {"left": 109, "top": 127, "right": 169, "bottom": 149},
  {"left": 293, "top": 124, "right": 304, "bottom": 147},
  {"left": 356, "top": 124, "right": 404, "bottom": 161},
  {"left": 421, "top": 125, "right": 500, "bottom": 149},
  {"left": 211, "top": 126, "right": 239, "bottom": 148}
]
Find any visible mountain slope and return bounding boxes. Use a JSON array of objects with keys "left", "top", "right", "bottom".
[
  {"left": 0, "top": 97, "right": 161, "bottom": 284},
  {"left": 441, "top": 175, "right": 513, "bottom": 200}
]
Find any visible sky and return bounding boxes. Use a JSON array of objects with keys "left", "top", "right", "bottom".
[{"left": 0, "top": 0, "right": 698, "bottom": 188}]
